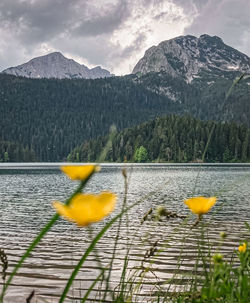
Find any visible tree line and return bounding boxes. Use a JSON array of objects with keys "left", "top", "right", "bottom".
[
  {"left": 68, "top": 115, "right": 250, "bottom": 163},
  {"left": 0, "top": 140, "right": 36, "bottom": 162}
]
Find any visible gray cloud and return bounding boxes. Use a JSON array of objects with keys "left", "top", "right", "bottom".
[
  {"left": 0, "top": 0, "right": 130, "bottom": 44},
  {"left": 174, "top": 0, "right": 250, "bottom": 56},
  {"left": 0, "top": 0, "right": 77, "bottom": 43},
  {"left": 119, "top": 33, "right": 147, "bottom": 59},
  {"left": 0, "top": 0, "right": 170, "bottom": 73},
  {"left": 0, "top": 0, "right": 249, "bottom": 74},
  {"left": 0, "top": 0, "right": 135, "bottom": 72},
  {"left": 72, "top": 1, "right": 130, "bottom": 37}
]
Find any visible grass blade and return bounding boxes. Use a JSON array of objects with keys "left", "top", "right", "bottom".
[
  {"left": 58, "top": 183, "right": 165, "bottom": 302},
  {"left": 81, "top": 269, "right": 106, "bottom": 303}
]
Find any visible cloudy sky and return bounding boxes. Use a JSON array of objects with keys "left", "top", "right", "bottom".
[{"left": 0, "top": 0, "right": 250, "bottom": 75}]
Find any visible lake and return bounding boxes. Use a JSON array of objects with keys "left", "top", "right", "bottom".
[{"left": 0, "top": 163, "right": 249, "bottom": 302}]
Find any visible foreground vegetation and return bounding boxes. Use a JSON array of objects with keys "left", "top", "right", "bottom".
[{"left": 0, "top": 165, "right": 249, "bottom": 302}]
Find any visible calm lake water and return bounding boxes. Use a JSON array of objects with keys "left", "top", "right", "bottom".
[{"left": 0, "top": 163, "right": 249, "bottom": 302}]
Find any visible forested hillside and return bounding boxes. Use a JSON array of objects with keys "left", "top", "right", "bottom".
[
  {"left": 0, "top": 72, "right": 249, "bottom": 162},
  {"left": 68, "top": 115, "right": 250, "bottom": 163},
  {"left": 131, "top": 72, "right": 250, "bottom": 126},
  {"left": 0, "top": 74, "right": 179, "bottom": 161}
]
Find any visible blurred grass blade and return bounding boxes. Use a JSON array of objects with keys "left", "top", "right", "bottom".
[
  {"left": 0, "top": 174, "right": 93, "bottom": 302},
  {"left": 97, "top": 125, "right": 117, "bottom": 162},
  {"left": 58, "top": 182, "right": 167, "bottom": 303},
  {"left": 81, "top": 269, "right": 105, "bottom": 303},
  {"left": 0, "top": 213, "right": 59, "bottom": 303},
  {"left": 225, "top": 73, "right": 245, "bottom": 100}
]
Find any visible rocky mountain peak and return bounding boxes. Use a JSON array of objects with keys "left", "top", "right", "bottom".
[
  {"left": 2, "top": 52, "right": 114, "bottom": 79},
  {"left": 132, "top": 34, "right": 250, "bottom": 82}
]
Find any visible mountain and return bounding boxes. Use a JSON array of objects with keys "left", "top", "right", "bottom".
[
  {"left": 132, "top": 34, "right": 250, "bottom": 83},
  {"left": 131, "top": 34, "right": 250, "bottom": 126},
  {"left": 128, "top": 70, "right": 250, "bottom": 126},
  {"left": 2, "top": 52, "right": 113, "bottom": 79},
  {"left": 68, "top": 114, "right": 250, "bottom": 163}
]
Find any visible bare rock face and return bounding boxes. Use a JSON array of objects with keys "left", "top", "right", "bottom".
[
  {"left": 132, "top": 34, "right": 250, "bottom": 82},
  {"left": 2, "top": 52, "right": 114, "bottom": 79}
]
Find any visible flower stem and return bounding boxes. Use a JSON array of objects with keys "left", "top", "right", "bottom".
[{"left": 0, "top": 173, "right": 93, "bottom": 302}]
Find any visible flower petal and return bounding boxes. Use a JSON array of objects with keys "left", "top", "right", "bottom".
[
  {"left": 184, "top": 196, "right": 216, "bottom": 215},
  {"left": 53, "top": 201, "right": 75, "bottom": 222},
  {"left": 53, "top": 192, "right": 117, "bottom": 227},
  {"left": 61, "top": 165, "right": 99, "bottom": 180},
  {"left": 238, "top": 243, "right": 247, "bottom": 253}
]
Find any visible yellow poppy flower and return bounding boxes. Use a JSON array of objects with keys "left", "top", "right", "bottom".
[
  {"left": 238, "top": 243, "right": 247, "bottom": 253},
  {"left": 61, "top": 165, "right": 100, "bottom": 180},
  {"left": 53, "top": 192, "right": 116, "bottom": 226},
  {"left": 184, "top": 196, "right": 216, "bottom": 215}
]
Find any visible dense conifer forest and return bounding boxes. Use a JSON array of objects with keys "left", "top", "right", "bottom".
[
  {"left": 132, "top": 72, "right": 250, "bottom": 126},
  {"left": 0, "top": 74, "right": 180, "bottom": 161},
  {"left": 68, "top": 115, "right": 250, "bottom": 163},
  {"left": 0, "top": 73, "right": 249, "bottom": 162}
]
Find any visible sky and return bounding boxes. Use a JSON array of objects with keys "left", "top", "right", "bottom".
[{"left": 0, "top": 0, "right": 250, "bottom": 75}]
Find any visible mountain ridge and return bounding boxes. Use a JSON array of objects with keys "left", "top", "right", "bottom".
[{"left": 2, "top": 52, "right": 114, "bottom": 79}]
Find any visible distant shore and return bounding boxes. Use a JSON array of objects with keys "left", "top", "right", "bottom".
[{"left": 1, "top": 162, "right": 250, "bottom": 170}]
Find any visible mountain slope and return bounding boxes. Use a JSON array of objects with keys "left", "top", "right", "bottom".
[
  {"left": 133, "top": 34, "right": 250, "bottom": 83},
  {"left": 130, "top": 71, "right": 250, "bottom": 126},
  {"left": 2, "top": 52, "right": 113, "bottom": 79}
]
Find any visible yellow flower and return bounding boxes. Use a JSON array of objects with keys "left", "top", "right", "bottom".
[
  {"left": 184, "top": 196, "right": 216, "bottom": 215},
  {"left": 61, "top": 165, "right": 100, "bottom": 180},
  {"left": 238, "top": 243, "right": 247, "bottom": 253},
  {"left": 53, "top": 192, "right": 116, "bottom": 226}
]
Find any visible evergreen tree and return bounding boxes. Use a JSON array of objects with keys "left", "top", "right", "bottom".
[
  {"left": 134, "top": 146, "right": 148, "bottom": 162},
  {"left": 4, "top": 152, "right": 9, "bottom": 162}
]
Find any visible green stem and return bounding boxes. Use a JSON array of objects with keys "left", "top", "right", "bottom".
[
  {"left": 0, "top": 213, "right": 59, "bottom": 302},
  {"left": 103, "top": 169, "right": 128, "bottom": 302},
  {"left": 59, "top": 184, "right": 160, "bottom": 303},
  {"left": 0, "top": 172, "right": 93, "bottom": 302},
  {"left": 81, "top": 269, "right": 106, "bottom": 303}
]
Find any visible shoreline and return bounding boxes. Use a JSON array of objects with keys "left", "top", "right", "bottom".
[{"left": 0, "top": 162, "right": 250, "bottom": 170}]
